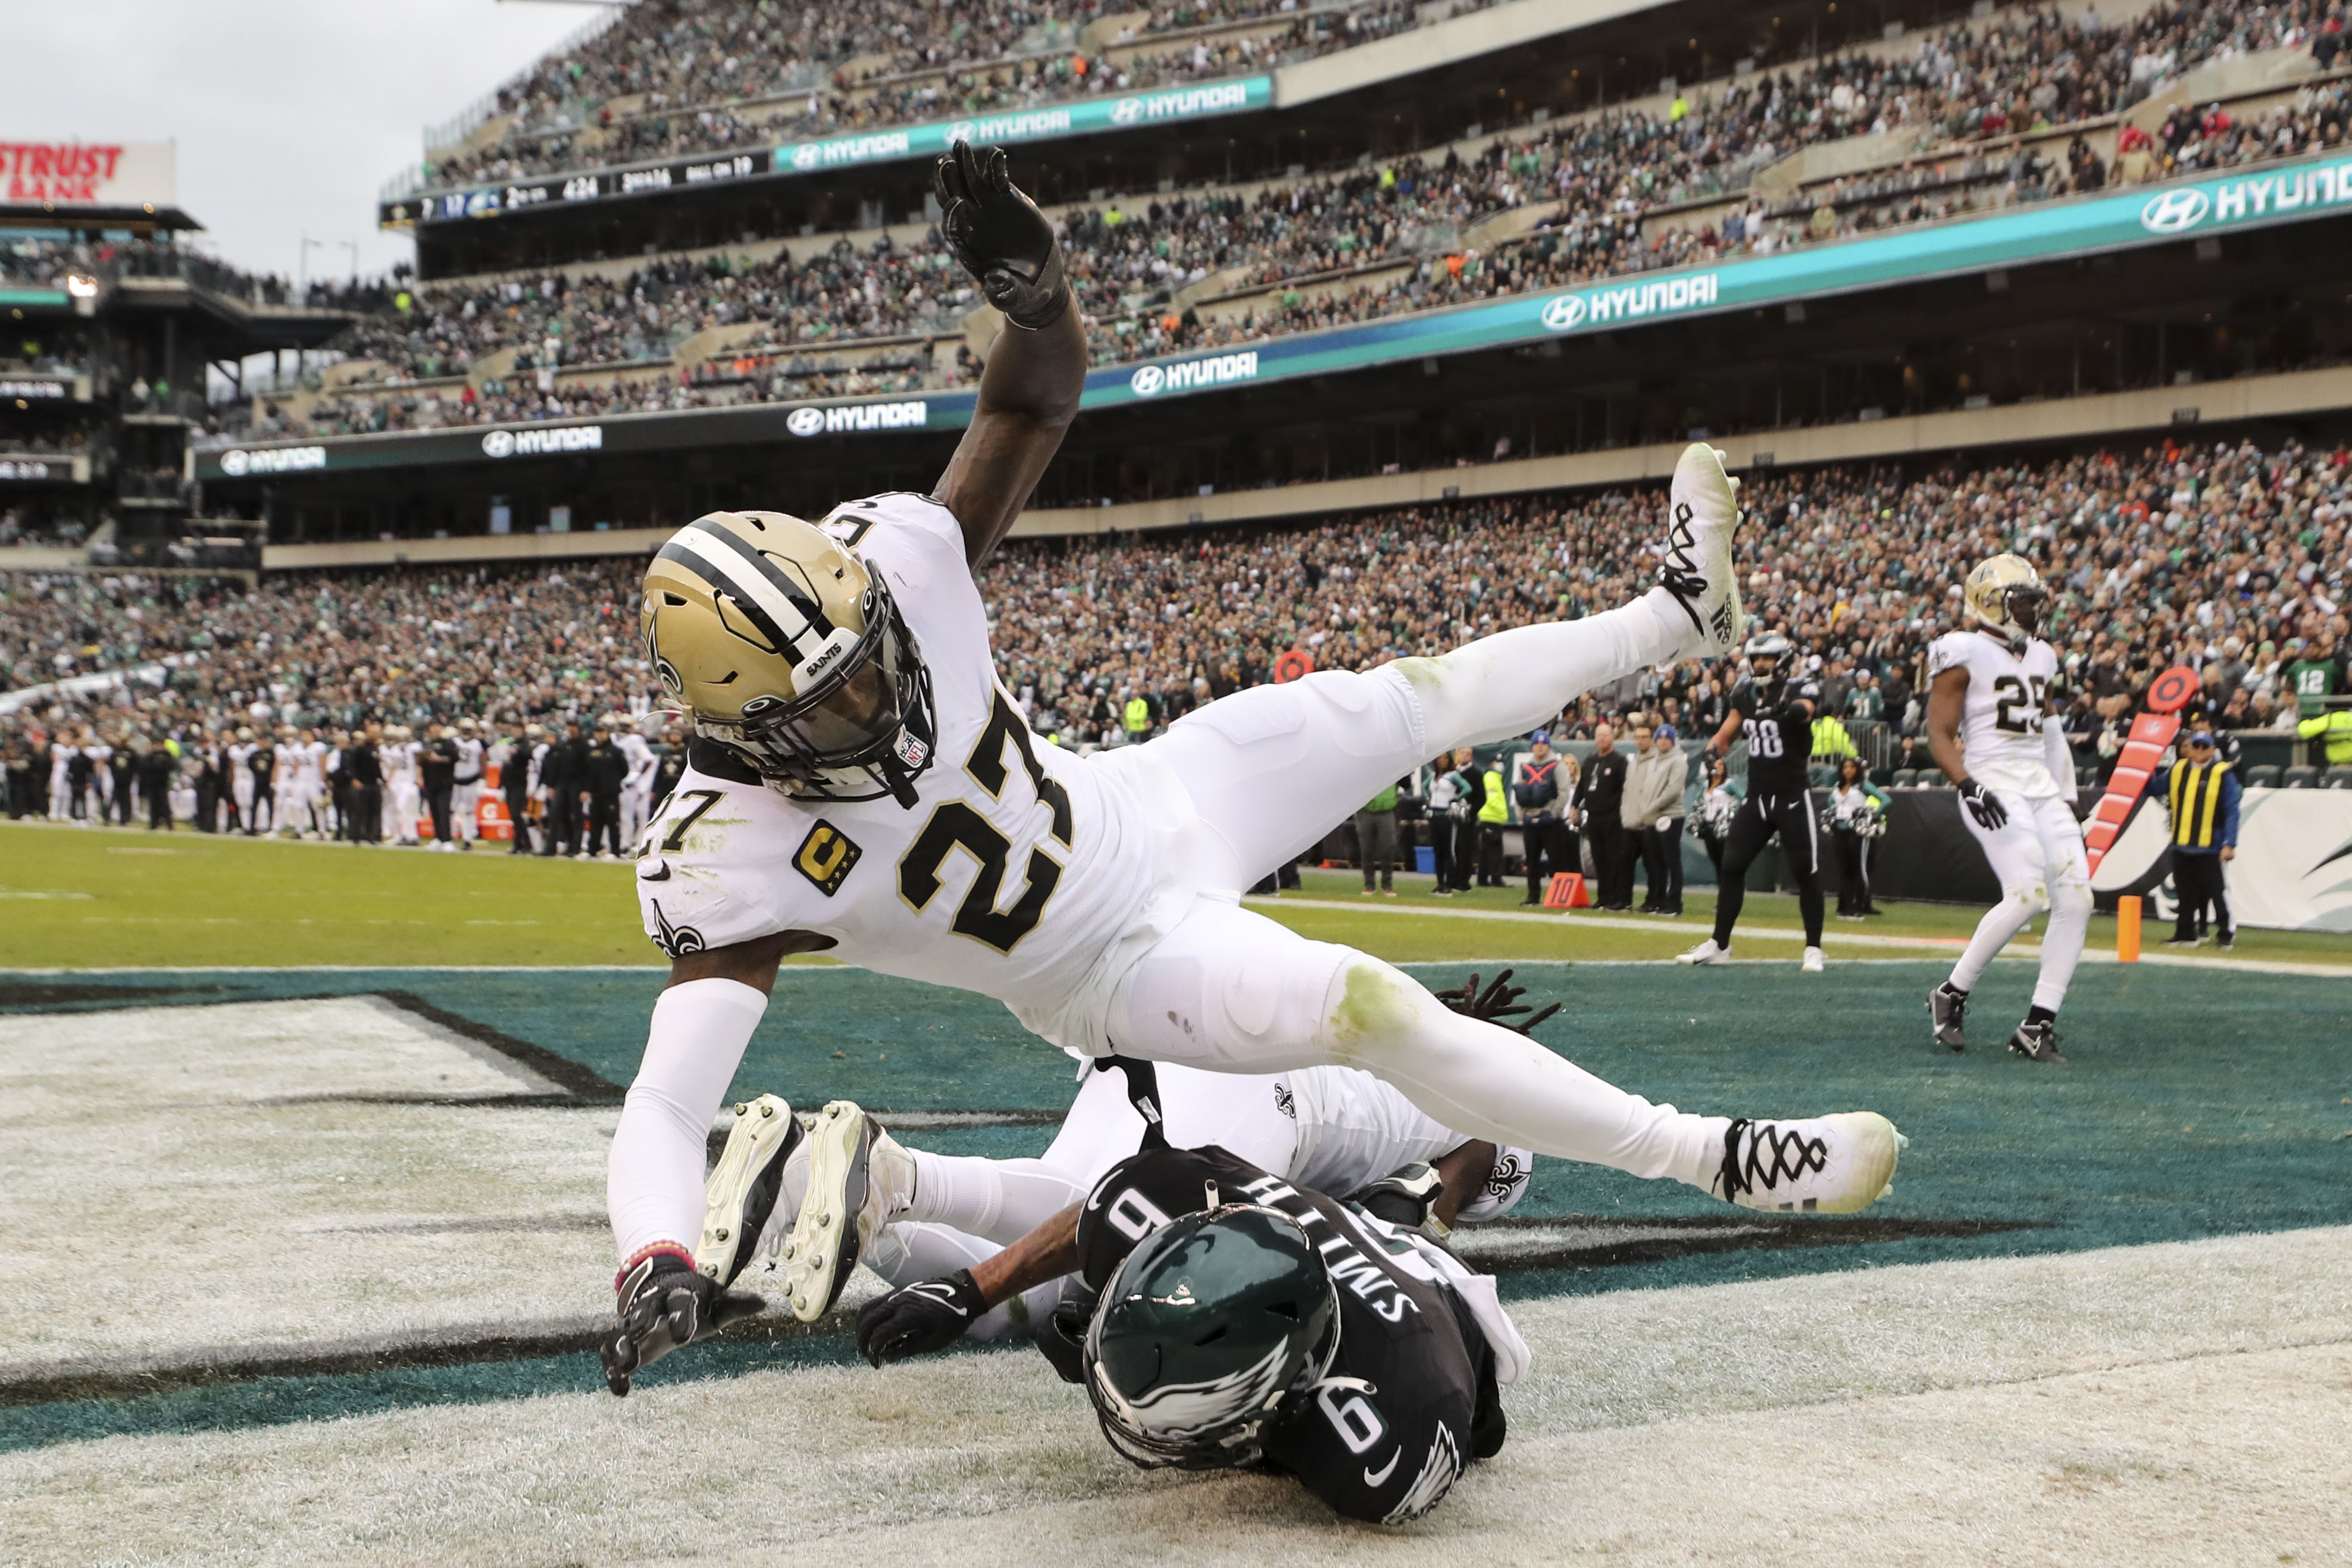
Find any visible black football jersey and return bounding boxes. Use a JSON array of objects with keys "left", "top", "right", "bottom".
[
  {"left": 1077, "top": 1145, "right": 1500, "bottom": 1524},
  {"left": 1730, "top": 678, "right": 1819, "bottom": 795}
]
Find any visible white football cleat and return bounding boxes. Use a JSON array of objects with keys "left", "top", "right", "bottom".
[
  {"left": 696, "top": 1094, "right": 802, "bottom": 1287},
  {"left": 1659, "top": 442, "right": 1745, "bottom": 658},
  {"left": 776, "top": 1100, "right": 916, "bottom": 1322},
  {"left": 1676, "top": 938, "right": 1730, "bottom": 966},
  {"left": 1801, "top": 946, "right": 1825, "bottom": 973},
  {"left": 1711, "top": 1112, "right": 1905, "bottom": 1215}
]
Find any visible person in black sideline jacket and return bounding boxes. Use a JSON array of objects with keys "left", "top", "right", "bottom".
[
  {"left": 541, "top": 719, "right": 587, "bottom": 857},
  {"left": 583, "top": 721, "right": 628, "bottom": 859},
  {"left": 345, "top": 722, "right": 384, "bottom": 845},
  {"left": 420, "top": 724, "right": 459, "bottom": 849},
  {"left": 503, "top": 724, "right": 538, "bottom": 855},
  {"left": 1576, "top": 723, "right": 1631, "bottom": 909},
  {"left": 135, "top": 737, "right": 176, "bottom": 831}
]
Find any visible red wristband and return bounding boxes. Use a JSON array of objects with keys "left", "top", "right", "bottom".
[{"left": 615, "top": 1242, "right": 696, "bottom": 1294}]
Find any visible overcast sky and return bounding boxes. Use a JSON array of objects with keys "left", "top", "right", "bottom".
[{"left": 9, "top": 0, "right": 611, "bottom": 283}]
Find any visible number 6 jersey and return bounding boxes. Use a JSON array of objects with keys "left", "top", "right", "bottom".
[
  {"left": 1926, "top": 629, "right": 2063, "bottom": 798},
  {"left": 634, "top": 492, "right": 1184, "bottom": 1054}
]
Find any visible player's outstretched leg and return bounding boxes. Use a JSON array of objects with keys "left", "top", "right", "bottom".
[
  {"left": 1109, "top": 901, "right": 1902, "bottom": 1214},
  {"left": 1142, "top": 443, "right": 1746, "bottom": 891}
]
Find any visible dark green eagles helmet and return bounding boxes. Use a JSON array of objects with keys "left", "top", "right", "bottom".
[{"left": 1082, "top": 1203, "right": 1340, "bottom": 1470}]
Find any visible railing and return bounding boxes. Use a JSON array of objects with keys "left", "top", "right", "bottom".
[{"left": 422, "top": 1, "right": 633, "bottom": 158}]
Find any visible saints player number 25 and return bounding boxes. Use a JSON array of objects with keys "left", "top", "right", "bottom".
[
  {"left": 897, "top": 693, "right": 1072, "bottom": 954},
  {"left": 1990, "top": 675, "right": 2050, "bottom": 735}
]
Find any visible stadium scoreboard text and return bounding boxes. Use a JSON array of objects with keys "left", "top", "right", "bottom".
[{"left": 380, "top": 77, "right": 1274, "bottom": 228}]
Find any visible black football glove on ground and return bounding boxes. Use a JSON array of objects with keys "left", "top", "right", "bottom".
[
  {"left": 1956, "top": 780, "right": 2009, "bottom": 830},
  {"left": 935, "top": 142, "right": 1069, "bottom": 329},
  {"left": 855, "top": 1270, "right": 989, "bottom": 1366},
  {"left": 600, "top": 1253, "right": 765, "bottom": 1396},
  {"left": 1434, "top": 968, "right": 1562, "bottom": 1036}
]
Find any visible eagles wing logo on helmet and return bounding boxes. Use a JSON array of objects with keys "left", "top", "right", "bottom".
[
  {"left": 1083, "top": 1203, "right": 1340, "bottom": 1472},
  {"left": 639, "top": 510, "right": 937, "bottom": 806},
  {"left": 1963, "top": 553, "right": 2048, "bottom": 649}
]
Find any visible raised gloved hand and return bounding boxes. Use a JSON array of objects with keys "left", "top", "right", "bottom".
[
  {"left": 934, "top": 141, "right": 1069, "bottom": 329},
  {"left": 600, "top": 1251, "right": 765, "bottom": 1396},
  {"left": 1956, "top": 779, "right": 2008, "bottom": 830},
  {"left": 855, "top": 1270, "right": 989, "bottom": 1366},
  {"left": 1433, "top": 968, "right": 1562, "bottom": 1036}
]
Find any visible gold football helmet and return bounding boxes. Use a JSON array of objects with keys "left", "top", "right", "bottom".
[
  {"left": 1962, "top": 553, "right": 2048, "bottom": 649},
  {"left": 641, "top": 510, "right": 935, "bottom": 805}
]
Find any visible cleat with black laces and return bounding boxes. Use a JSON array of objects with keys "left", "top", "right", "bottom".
[
  {"left": 1928, "top": 982, "right": 1968, "bottom": 1052},
  {"left": 696, "top": 1094, "right": 803, "bottom": 1287},
  {"left": 2008, "top": 1020, "right": 2067, "bottom": 1064},
  {"left": 1657, "top": 442, "right": 1746, "bottom": 658},
  {"left": 1710, "top": 1113, "right": 1904, "bottom": 1215}
]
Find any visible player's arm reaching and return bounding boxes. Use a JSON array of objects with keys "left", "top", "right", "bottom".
[
  {"left": 601, "top": 930, "right": 822, "bottom": 1394},
  {"left": 928, "top": 142, "right": 1084, "bottom": 568},
  {"left": 1926, "top": 663, "right": 2006, "bottom": 828}
]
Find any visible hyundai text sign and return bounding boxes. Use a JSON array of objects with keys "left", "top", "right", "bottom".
[
  {"left": 217, "top": 446, "right": 326, "bottom": 477},
  {"left": 1541, "top": 273, "right": 1721, "bottom": 333},
  {"left": 1130, "top": 350, "right": 1258, "bottom": 397},
  {"left": 788, "top": 399, "right": 928, "bottom": 435},
  {"left": 481, "top": 425, "right": 604, "bottom": 458},
  {"left": 2138, "top": 163, "right": 2352, "bottom": 234},
  {"left": 1109, "top": 81, "right": 1255, "bottom": 126},
  {"left": 0, "top": 140, "right": 176, "bottom": 208}
]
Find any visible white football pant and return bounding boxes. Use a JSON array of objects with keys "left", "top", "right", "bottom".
[
  {"left": 1091, "top": 588, "right": 1731, "bottom": 1189},
  {"left": 621, "top": 783, "right": 655, "bottom": 852},
  {"left": 452, "top": 782, "right": 482, "bottom": 841},
  {"left": 862, "top": 1058, "right": 1527, "bottom": 1339},
  {"left": 1948, "top": 788, "right": 2091, "bottom": 1014},
  {"left": 389, "top": 781, "right": 421, "bottom": 843}
]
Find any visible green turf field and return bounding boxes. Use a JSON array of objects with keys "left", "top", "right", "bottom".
[{"left": 9, "top": 820, "right": 2348, "bottom": 970}]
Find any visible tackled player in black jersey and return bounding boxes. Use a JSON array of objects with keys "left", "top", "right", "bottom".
[
  {"left": 1680, "top": 631, "right": 1828, "bottom": 971},
  {"left": 853, "top": 1142, "right": 1522, "bottom": 1524}
]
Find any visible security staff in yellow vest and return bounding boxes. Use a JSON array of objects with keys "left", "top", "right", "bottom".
[
  {"left": 2163, "top": 729, "right": 2239, "bottom": 949},
  {"left": 1478, "top": 759, "right": 1510, "bottom": 887},
  {"left": 1121, "top": 688, "right": 1153, "bottom": 743},
  {"left": 2296, "top": 706, "right": 2352, "bottom": 768}
]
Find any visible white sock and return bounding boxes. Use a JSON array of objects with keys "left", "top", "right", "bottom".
[
  {"left": 903, "top": 1151, "right": 1084, "bottom": 1247},
  {"left": 1950, "top": 894, "right": 2037, "bottom": 994},
  {"left": 1413, "top": 589, "right": 1689, "bottom": 750}
]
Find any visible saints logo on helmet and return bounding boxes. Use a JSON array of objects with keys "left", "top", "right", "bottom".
[
  {"left": 1743, "top": 630, "right": 1795, "bottom": 701},
  {"left": 1963, "top": 553, "right": 2048, "bottom": 650},
  {"left": 641, "top": 510, "right": 936, "bottom": 806},
  {"left": 1084, "top": 1204, "right": 1340, "bottom": 1471}
]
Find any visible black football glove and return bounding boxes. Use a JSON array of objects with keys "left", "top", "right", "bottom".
[
  {"left": 1434, "top": 968, "right": 1562, "bottom": 1036},
  {"left": 934, "top": 142, "right": 1069, "bottom": 329},
  {"left": 1956, "top": 780, "right": 2008, "bottom": 830},
  {"left": 600, "top": 1253, "right": 765, "bottom": 1396},
  {"left": 855, "top": 1270, "right": 989, "bottom": 1367}
]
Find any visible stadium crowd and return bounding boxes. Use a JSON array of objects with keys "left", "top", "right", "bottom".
[
  {"left": 431, "top": 0, "right": 1441, "bottom": 191},
  {"left": 233, "top": 0, "right": 2352, "bottom": 439},
  {"left": 8, "top": 436, "right": 2347, "bottom": 824}
]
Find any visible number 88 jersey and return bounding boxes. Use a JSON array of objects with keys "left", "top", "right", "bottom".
[{"left": 1926, "top": 629, "right": 2063, "bottom": 798}]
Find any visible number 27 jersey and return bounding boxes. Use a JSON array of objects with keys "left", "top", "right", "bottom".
[
  {"left": 634, "top": 492, "right": 1171, "bottom": 1050},
  {"left": 1926, "top": 630, "right": 2062, "bottom": 797}
]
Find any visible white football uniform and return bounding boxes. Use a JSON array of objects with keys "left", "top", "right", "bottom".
[
  {"left": 386, "top": 741, "right": 422, "bottom": 843},
  {"left": 452, "top": 738, "right": 486, "bottom": 841},
  {"left": 618, "top": 731, "right": 657, "bottom": 847},
  {"left": 47, "top": 744, "right": 74, "bottom": 819},
  {"left": 638, "top": 493, "right": 1180, "bottom": 1054},
  {"left": 1929, "top": 630, "right": 2090, "bottom": 1013},
  {"left": 227, "top": 743, "right": 258, "bottom": 823},
  {"left": 617, "top": 486, "right": 1737, "bottom": 1269}
]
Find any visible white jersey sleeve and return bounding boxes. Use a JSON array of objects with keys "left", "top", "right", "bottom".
[{"left": 1929, "top": 631, "right": 2062, "bottom": 797}]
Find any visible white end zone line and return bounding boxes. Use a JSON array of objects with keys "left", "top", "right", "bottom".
[{"left": 1247, "top": 896, "right": 2352, "bottom": 978}]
